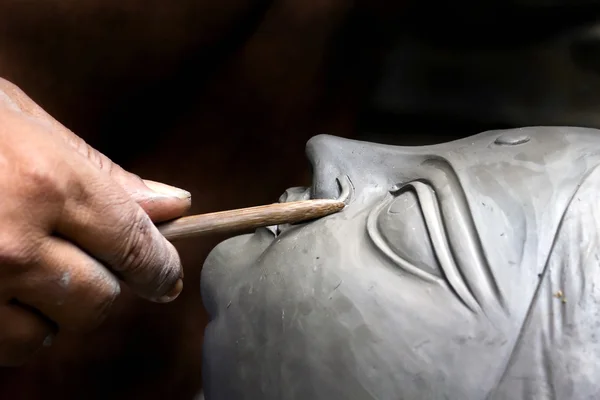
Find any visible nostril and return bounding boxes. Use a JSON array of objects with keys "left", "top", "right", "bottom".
[
  {"left": 310, "top": 176, "right": 340, "bottom": 200},
  {"left": 278, "top": 187, "right": 311, "bottom": 203},
  {"left": 335, "top": 175, "right": 354, "bottom": 204},
  {"left": 310, "top": 175, "right": 353, "bottom": 202},
  {"left": 268, "top": 187, "right": 311, "bottom": 236},
  {"left": 273, "top": 177, "right": 351, "bottom": 236}
]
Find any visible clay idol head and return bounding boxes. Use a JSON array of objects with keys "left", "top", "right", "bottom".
[{"left": 201, "top": 127, "right": 600, "bottom": 400}]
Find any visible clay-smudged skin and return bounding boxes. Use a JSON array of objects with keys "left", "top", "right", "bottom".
[{"left": 201, "top": 127, "right": 600, "bottom": 399}]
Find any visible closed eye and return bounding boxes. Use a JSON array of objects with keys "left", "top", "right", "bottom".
[
  {"left": 367, "top": 181, "right": 481, "bottom": 313},
  {"left": 375, "top": 185, "right": 442, "bottom": 279}
]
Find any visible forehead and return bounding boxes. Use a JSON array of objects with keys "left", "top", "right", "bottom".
[
  {"left": 313, "top": 127, "right": 600, "bottom": 170},
  {"left": 309, "top": 128, "right": 600, "bottom": 216}
]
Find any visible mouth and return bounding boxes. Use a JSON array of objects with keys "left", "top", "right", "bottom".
[{"left": 263, "top": 175, "right": 353, "bottom": 237}]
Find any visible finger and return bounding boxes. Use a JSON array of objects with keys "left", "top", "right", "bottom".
[
  {"left": 0, "top": 78, "right": 67, "bottom": 133},
  {"left": 135, "top": 180, "right": 192, "bottom": 222},
  {"left": 12, "top": 237, "right": 121, "bottom": 332},
  {"left": 44, "top": 120, "right": 191, "bottom": 223},
  {"left": 0, "top": 77, "right": 191, "bottom": 222},
  {"left": 0, "top": 303, "right": 54, "bottom": 366},
  {"left": 57, "top": 137, "right": 191, "bottom": 223},
  {"left": 49, "top": 135, "right": 191, "bottom": 222},
  {"left": 56, "top": 170, "right": 183, "bottom": 303}
]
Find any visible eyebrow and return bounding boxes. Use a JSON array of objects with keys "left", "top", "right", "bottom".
[{"left": 367, "top": 156, "right": 507, "bottom": 316}]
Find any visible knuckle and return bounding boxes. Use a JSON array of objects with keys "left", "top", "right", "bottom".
[
  {"left": 0, "top": 89, "right": 22, "bottom": 113},
  {"left": 82, "top": 279, "right": 121, "bottom": 331},
  {"left": 0, "top": 233, "right": 38, "bottom": 267},
  {"left": 113, "top": 207, "right": 179, "bottom": 296},
  {"left": 69, "top": 137, "right": 104, "bottom": 169},
  {"left": 0, "top": 79, "right": 25, "bottom": 111},
  {"left": 0, "top": 78, "right": 25, "bottom": 97},
  {"left": 17, "top": 158, "right": 67, "bottom": 204},
  {"left": 21, "top": 162, "right": 57, "bottom": 193},
  {"left": 114, "top": 207, "right": 155, "bottom": 274},
  {"left": 60, "top": 132, "right": 119, "bottom": 178}
]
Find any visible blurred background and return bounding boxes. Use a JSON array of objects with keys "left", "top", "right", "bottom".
[{"left": 1, "top": 0, "right": 600, "bottom": 398}]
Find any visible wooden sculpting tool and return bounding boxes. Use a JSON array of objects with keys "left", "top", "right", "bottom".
[{"left": 157, "top": 199, "right": 345, "bottom": 241}]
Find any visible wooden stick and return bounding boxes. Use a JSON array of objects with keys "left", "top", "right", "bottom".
[{"left": 157, "top": 199, "right": 345, "bottom": 241}]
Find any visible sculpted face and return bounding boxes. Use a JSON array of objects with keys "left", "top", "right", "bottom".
[{"left": 201, "top": 128, "right": 600, "bottom": 399}]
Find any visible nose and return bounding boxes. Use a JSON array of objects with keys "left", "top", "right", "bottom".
[
  {"left": 305, "top": 134, "right": 431, "bottom": 206},
  {"left": 306, "top": 134, "right": 350, "bottom": 200}
]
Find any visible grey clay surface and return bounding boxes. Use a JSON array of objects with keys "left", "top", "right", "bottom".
[{"left": 201, "top": 127, "right": 600, "bottom": 400}]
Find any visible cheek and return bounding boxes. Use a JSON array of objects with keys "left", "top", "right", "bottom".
[
  {"left": 201, "top": 232, "right": 272, "bottom": 318},
  {"left": 341, "top": 257, "right": 476, "bottom": 339},
  {"left": 254, "top": 225, "right": 349, "bottom": 298},
  {"left": 204, "top": 214, "right": 513, "bottom": 397}
]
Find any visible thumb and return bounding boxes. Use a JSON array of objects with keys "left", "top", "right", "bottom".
[
  {"left": 0, "top": 77, "right": 192, "bottom": 222},
  {"left": 78, "top": 146, "right": 192, "bottom": 223},
  {"left": 135, "top": 179, "right": 192, "bottom": 223},
  {"left": 100, "top": 164, "right": 192, "bottom": 223},
  {"left": 71, "top": 144, "right": 192, "bottom": 222},
  {"left": 67, "top": 138, "right": 192, "bottom": 222},
  {"left": 60, "top": 136, "right": 192, "bottom": 222}
]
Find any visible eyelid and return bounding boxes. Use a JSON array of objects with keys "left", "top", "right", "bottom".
[
  {"left": 367, "top": 181, "right": 481, "bottom": 313},
  {"left": 367, "top": 186, "right": 440, "bottom": 284},
  {"left": 407, "top": 182, "right": 480, "bottom": 313}
]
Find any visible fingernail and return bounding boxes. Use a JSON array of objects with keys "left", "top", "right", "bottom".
[
  {"left": 43, "top": 334, "right": 54, "bottom": 347},
  {"left": 144, "top": 180, "right": 191, "bottom": 200},
  {"left": 156, "top": 279, "right": 183, "bottom": 303}
]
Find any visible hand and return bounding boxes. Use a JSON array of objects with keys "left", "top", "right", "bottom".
[{"left": 0, "top": 78, "right": 192, "bottom": 366}]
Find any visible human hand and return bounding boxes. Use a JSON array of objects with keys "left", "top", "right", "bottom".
[{"left": 0, "top": 78, "right": 191, "bottom": 366}]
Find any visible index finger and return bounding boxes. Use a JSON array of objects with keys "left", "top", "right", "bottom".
[{"left": 55, "top": 162, "right": 183, "bottom": 303}]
